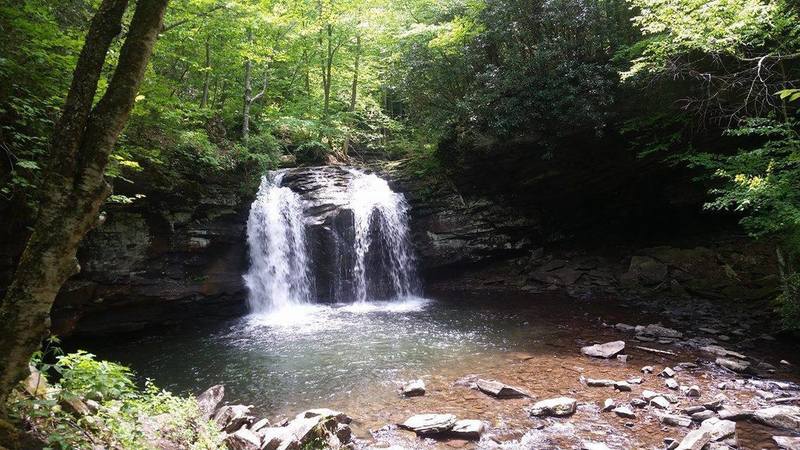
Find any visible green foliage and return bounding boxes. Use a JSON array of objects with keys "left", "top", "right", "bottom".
[
  {"left": 55, "top": 351, "right": 136, "bottom": 401},
  {"left": 10, "top": 350, "right": 222, "bottom": 450},
  {"left": 295, "top": 141, "right": 330, "bottom": 165}
]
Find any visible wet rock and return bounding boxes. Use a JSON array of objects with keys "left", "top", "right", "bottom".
[
  {"left": 651, "top": 396, "right": 671, "bottom": 410},
  {"left": 301, "top": 409, "right": 351, "bottom": 424},
  {"left": 642, "top": 390, "right": 658, "bottom": 401},
  {"left": 642, "top": 324, "right": 683, "bottom": 339},
  {"left": 692, "top": 410, "right": 716, "bottom": 422},
  {"left": 614, "top": 381, "right": 632, "bottom": 392},
  {"left": 476, "top": 379, "right": 529, "bottom": 398},
  {"left": 701, "top": 345, "right": 747, "bottom": 360},
  {"left": 197, "top": 385, "right": 225, "bottom": 420},
  {"left": 582, "top": 442, "right": 612, "bottom": 450},
  {"left": 716, "top": 357, "right": 750, "bottom": 373},
  {"left": 657, "top": 413, "right": 692, "bottom": 427},
  {"left": 402, "top": 379, "right": 426, "bottom": 397},
  {"left": 704, "top": 394, "right": 727, "bottom": 411},
  {"left": 259, "top": 427, "right": 290, "bottom": 450},
  {"left": 665, "top": 379, "right": 679, "bottom": 390},
  {"left": 615, "top": 323, "right": 635, "bottom": 332},
  {"left": 702, "top": 418, "right": 736, "bottom": 440},
  {"left": 527, "top": 397, "right": 577, "bottom": 417},
  {"left": 683, "top": 406, "right": 706, "bottom": 415},
  {"left": 581, "top": 341, "right": 625, "bottom": 358},
  {"left": 449, "top": 419, "right": 485, "bottom": 440},
  {"left": 225, "top": 428, "right": 261, "bottom": 450},
  {"left": 660, "top": 367, "right": 676, "bottom": 378},
  {"left": 674, "top": 418, "right": 735, "bottom": 450},
  {"left": 250, "top": 418, "right": 270, "bottom": 433},
  {"left": 626, "top": 256, "right": 667, "bottom": 286},
  {"left": 400, "top": 414, "right": 457, "bottom": 435},
  {"left": 602, "top": 398, "right": 615, "bottom": 412},
  {"left": 773, "top": 436, "right": 800, "bottom": 450},
  {"left": 214, "top": 405, "right": 255, "bottom": 433},
  {"left": 613, "top": 406, "right": 636, "bottom": 419},
  {"left": 586, "top": 378, "right": 615, "bottom": 387},
  {"left": 718, "top": 407, "right": 754, "bottom": 420},
  {"left": 753, "top": 406, "right": 800, "bottom": 432}
]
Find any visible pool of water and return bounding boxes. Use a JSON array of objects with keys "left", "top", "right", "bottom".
[
  {"left": 75, "top": 296, "right": 577, "bottom": 417},
  {"left": 71, "top": 294, "right": 800, "bottom": 449}
]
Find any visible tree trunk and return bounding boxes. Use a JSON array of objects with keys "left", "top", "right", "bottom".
[
  {"left": 0, "top": 0, "right": 169, "bottom": 416},
  {"left": 342, "top": 32, "right": 360, "bottom": 158},
  {"left": 200, "top": 36, "right": 210, "bottom": 108},
  {"left": 322, "top": 23, "right": 333, "bottom": 120},
  {"left": 242, "top": 32, "right": 252, "bottom": 141}
]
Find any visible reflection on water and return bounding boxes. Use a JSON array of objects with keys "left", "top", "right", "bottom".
[{"left": 75, "top": 297, "right": 566, "bottom": 417}]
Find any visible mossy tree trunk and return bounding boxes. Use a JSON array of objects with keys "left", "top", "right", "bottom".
[{"left": 0, "top": 0, "right": 169, "bottom": 416}]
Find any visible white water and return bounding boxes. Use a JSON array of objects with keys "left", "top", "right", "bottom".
[
  {"left": 348, "top": 169, "right": 418, "bottom": 303},
  {"left": 244, "top": 168, "right": 420, "bottom": 317},
  {"left": 244, "top": 171, "right": 312, "bottom": 312}
]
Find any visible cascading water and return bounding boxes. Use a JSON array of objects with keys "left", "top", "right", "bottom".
[
  {"left": 348, "top": 170, "right": 418, "bottom": 303},
  {"left": 244, "top": 171, "right": 312, "bottom": 312},
  {"left": 244, "top": 167, "right": 420, "bottom": 314}
]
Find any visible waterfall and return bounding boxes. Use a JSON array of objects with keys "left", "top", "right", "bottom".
[
  {"left": 244, "top": 167, "right": 420, "bottom": 314},
  {"left": 244, "top": 171, "right": 312, "bottom": 312},
  {"left": 348, "top": 170, "right": 418, "bottom": 303}
]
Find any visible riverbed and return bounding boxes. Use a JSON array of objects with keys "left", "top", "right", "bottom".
[{"left": 72, "top": 291, "right": 800, "bottom": 449}]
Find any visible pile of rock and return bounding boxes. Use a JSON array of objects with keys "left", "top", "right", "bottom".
[
  {"left": 197, "top": 385, "right": 356, "bottom": 450},
  {"left": 399, "top": 414, "right": 486, "bottom": 440}
]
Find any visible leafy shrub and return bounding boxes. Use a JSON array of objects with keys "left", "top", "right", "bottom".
[
  {"left": 55, "top": 351, "right": 136, "bottom": 401},
  {"left": 295, "top": 141, "right": 329, "bottom": 166},
  {"left": 9, "top": 350, "right": 222, "bottom": 450}
]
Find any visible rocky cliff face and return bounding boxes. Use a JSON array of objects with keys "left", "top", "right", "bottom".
[
  {"left": 0, "top": 151, "right": 780, "bottom": 336},
  {"left": 48, "top": 184, "right": 252, "bottom": 336}
]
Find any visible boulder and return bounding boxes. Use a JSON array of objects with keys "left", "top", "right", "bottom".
[
  {"left": 686, "top": 385, "right": 701, "bottom": 397},
  {"left": 753, "top": 406, "right": 800, "bottom": 432},
  {"left": 627, "top": 256, "right": 667, "bottom": 286},
  {"left": 301, "top": 408, "right": 351, "bottom": 424},
  {"left": 602, "top": 399, "right": 615, "bottom": 412},
  {"left": 614, "top": 381, "right": 632, "bottom": 392},
  {"left": 613, "top": 406, "right": 636, "bottom": 419},
  {"left": 476, "top": 379, "right": 529, "bottom": 398},
  {"left": 665, "top": 379, "right": 679, "bottom": 390},
  {"left": 674, "top": 418, "right": 735, "bottom": 450},
  {"left": 399, "top": 414, "right": 458, "bottom": 435},
  {"left": 60, "top": 397, "right": 91, "bottom": 416},
  {"left": 402, "top": 379, "right": 426, "bottom": 397},
  {"left": 581, "top": 341, "right": 625, "bottom": 358},
  {"left": 224, "top": 428, "right": 261, "bottom": 450},
  {"left": 657, "top": 413, "right": 692, "bottom": 428},
  {"left": 449, "top": 419, "right": 485, "bottom": 440},
  {"left": 774, "top": 436, "right": 800, "bottom": 450},
  {"left": 250, "top": 418, "right": 270, "bottom": 433},
  {"left": 651, "top": 396, "right": 671, "bottom": 410},
  {"left": 660, "top": 367, "right": 676, "bottom": 378},
  {"left": 691, "top": 410, "right": 716, "bottom": 422},
  {"left": 586, "top": 378, "right": 615, "bottom": 387},
  {"left": 527, "top": 397, "right": 577, "bottom": 417},
  {"left": 197, "top": 385, "right": 225, "bottom": 420},
  {"left": 642, "top": 324, "right": 683, "bottom": 339},
  {"left": 214, "top": 405, "right": 254, "bottom": 433},
  {"left": 716, "top": 357, "right": 750, "bottom": 373}
]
